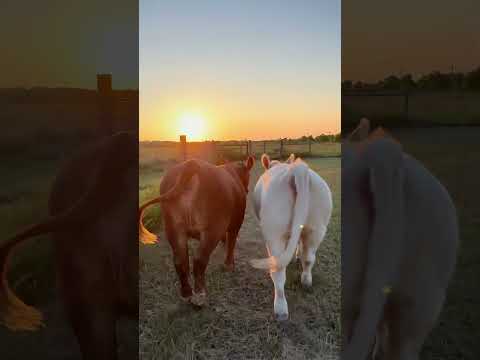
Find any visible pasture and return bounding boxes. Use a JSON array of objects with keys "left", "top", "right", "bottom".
[
  {"left": 390, "top": 127, "right": 480, "bottom": 359},
  {"left": 139, "top": 144, "right": 341, "bottom": 359}
]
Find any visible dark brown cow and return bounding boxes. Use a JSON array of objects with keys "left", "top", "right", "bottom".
[
  {"left": 139, "top": 156, "right": 255, "bottom": 306},
  {"left": 0, "top": 132, "right": 138, "bottom": 360}
]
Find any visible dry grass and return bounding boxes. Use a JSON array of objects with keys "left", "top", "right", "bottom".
[{"left": 139, "top": 153, "right": 341, "bottom": 360}]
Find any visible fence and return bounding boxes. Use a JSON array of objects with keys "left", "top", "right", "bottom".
[
  {"left": 138, "top": 136, "right": 339, "bottom": 166},
  {"left": 178, "top": 136, "right": 321, "bottom": 162},
  {"left": 342, "top": 89, "right": 480, "bottom": 131}
]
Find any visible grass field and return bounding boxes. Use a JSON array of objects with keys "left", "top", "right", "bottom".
[
  {"left": 390, "top": 127, "right": 480, "bottom": 359},
  {"left": 139, "top": 149, "right": 341, "bottom": 359},
  {"left": 0, "top": 143, "right": 75, "bottom": 303}
]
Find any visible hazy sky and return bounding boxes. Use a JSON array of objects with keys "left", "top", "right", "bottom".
[
  {"left": 140, "top": 0, "right": 340, "bottom": 141},
  {"left": 0, "top": 0, "right": 138, "bottom": 89},
  {"left": 343, "top": 0, "right": 480, "bottom": 82}
]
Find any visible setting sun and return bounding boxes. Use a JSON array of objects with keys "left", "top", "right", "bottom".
[{"left": 177, "top": 112, "right": 207, "bottom": 141}]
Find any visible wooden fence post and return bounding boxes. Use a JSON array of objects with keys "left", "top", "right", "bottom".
[
  {"left": 280, "top": 139, "right": 284, "bottom": 159},
  {"left": 97, "top": 73, "right": 114, "bottom": 136},
  {"left": 263, "top": 140, "right": 266, "bottom": 154},
  {"left": 179, "top": 135, "right": 187, "bottom": 161},
  {"left": 404, "top": 91, "right": 409, "bottom": 122},
  {"left": 248, "top": 140, "right": 252, "bottom": 156},
  {"left": 308, "top": 138, "right": 312, "bottom": 156},
  {"left": 211, "top": 140, "right": 217, "bottom": 164}
]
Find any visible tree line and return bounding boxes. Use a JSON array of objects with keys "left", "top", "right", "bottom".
[
  {"left": 283, "top": 134, "right": 341, "bottom": 143},
  {"left": 342, "top": 66, "right": 480, "bottom": 92}
]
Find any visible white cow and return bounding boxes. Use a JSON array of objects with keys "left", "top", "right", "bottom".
[
  {"left": 341, "top": 119, "right": 458, "bottom": 360},
  {"left": 250, "top": 153, "right": 333, "bottom": 320}
]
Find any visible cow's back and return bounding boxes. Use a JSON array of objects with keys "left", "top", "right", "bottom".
[
  {"left": 342, "top": 149, "right": 458, "bottom": 324},
  {"left": 48, "top": 133, "right": 138, "bottom": 314},
  {"left": 399, "top": 154, "right": 458, "bottom": 295},
  {"left": 255, "top": 165, "right": 332, "bottom": 231},
  {"left": 307, "top": 169, "right": 332, "bottom": 228},
  {"left": 160, "top": 160, "right": 247, "bottom": 234},
  {"left": 256, "top": 165, "right": 294, "bottom": 236}
]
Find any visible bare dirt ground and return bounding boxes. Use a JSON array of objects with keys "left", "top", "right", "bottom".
[{"left": 140, "top": 158, "right": 341, "bottom": 360}]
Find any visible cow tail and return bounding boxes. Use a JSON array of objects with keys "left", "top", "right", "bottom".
[
  {"left": 0, "top": 214, "right": 70, "bottom": 331},
  {"left": 250, "top": 160, "right": 310, "bottom": 271},
  {"left": 341, "top": 139, "right": 405, "bottom": 360}
]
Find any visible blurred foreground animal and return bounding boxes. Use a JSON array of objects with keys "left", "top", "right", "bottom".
[
  {"left": 341, "top": 118, "right": 458, "bottom": 360},
  {"left": 139, "top": 156, "right": 255, "bottom": 306},
  {"left": 0, "top": 132, "right": 138, "bottom": 360},
  {"left": 250, "top": 154, "right": 332, "bottom": 320}
]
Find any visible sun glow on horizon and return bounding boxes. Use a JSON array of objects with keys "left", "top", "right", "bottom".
[{"left": 177, "top": 111, "right": 208, "bottom": 141}]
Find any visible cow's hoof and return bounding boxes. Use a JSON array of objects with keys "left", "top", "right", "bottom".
[
  {"left": 275, "top": 312, "right": 289, "bottom": 321},
  {"left": 180, "top": 295, "right": 192, "bottom": 303},
  {"left": 302, "top": 283, "right": 313, "bottom": 293},
  {"left": 190, "top": 292, "right": 208, "bottom": 308},
  {"left": 223, "top": 263, "right": 235, "bottom": 272},
  {"left": 301, "top": 273, "right": 312, "bottom": 289}
]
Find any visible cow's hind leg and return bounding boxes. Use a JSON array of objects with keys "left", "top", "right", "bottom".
[
  {"left": 382, "top": 289, "right": 444, "bottom": 360},
  {"left": 165, "top": 220, "right": 192, "bottom": 300},
  {"left": 300, "top": 225, "right": 327, "bottom": 288},
  {"left": 224, "top": 227, "right": 240, "bottom": 272},
  {"left": 191, "top": 229, "right": 222, "bottom": 307},
  {"left": 67, "top": 302, "right": 118, "bottom": 360}
]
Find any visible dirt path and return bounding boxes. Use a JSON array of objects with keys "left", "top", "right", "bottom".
[{"left": 140, "top": 161, "right": 341, "bottom": 360}]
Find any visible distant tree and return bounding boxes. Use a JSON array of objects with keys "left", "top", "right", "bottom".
[
  {"left": 342, "top": 80, "right": 353, "bottom": 90},
  {"left": 400, "top": 74, "right": 416, "bottom": 91},
  {"left": 315, "top": 134, "right": 336, "bottom": 142},
  {"left": 417, "top": 71, "right": 451, "bottom": 90},
  {"left": 353, "top": 81, "right": 364, "bottom": 89},
  {"left": 345, "top": 66, "right": 480, "bottom": 92},
  {"left": 381, "top": 75, "right": 402, "bottom": 90}
]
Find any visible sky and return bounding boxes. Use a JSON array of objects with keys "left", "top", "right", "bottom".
[
  {"left": 343, "top": 0, "right": 480, "bottom": 82},
  {"left": 140, "top": 0, "right": 341, "bottom": 141},
  {"left": 0, "top": 0, "right": 138, "bottom": 89}
]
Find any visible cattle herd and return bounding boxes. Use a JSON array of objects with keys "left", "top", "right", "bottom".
[{"left": 0, "top": 118, "right": 458, "bottom": 360}]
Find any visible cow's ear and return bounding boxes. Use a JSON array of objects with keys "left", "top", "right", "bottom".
[
  {"left": 261, "top": 153, "right": 270, "bottom": 169},
  {"left": 245, "top": 155, "right": 255, "bottom": 170},
  {"left": 286, "top": 153, "right": 295, "bottom": 164},
  {"left": 347, "top": 117, "right": 370, "bottom": 142}
]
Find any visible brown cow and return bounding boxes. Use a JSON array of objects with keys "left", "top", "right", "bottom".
[
  {"left": 139, "top": 156, "right": 255, "bottom": 306},
  {"left": 0, "top": 132, "right": 138, "bottom": 360}
]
